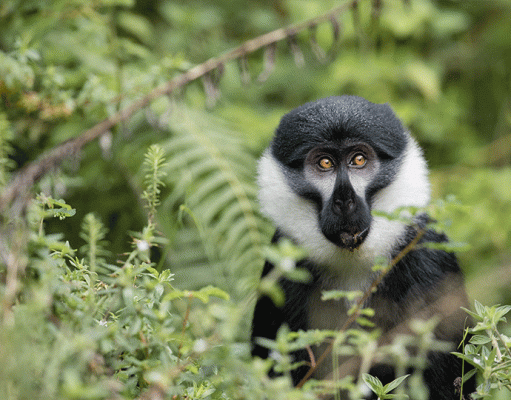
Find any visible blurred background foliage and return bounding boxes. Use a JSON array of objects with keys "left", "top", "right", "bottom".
[
  {"left": 2, "top": 0, "right": 511, "bottom": 398},
  {"left": 1, "top": 0, "right": 511, "bottom": 331}
]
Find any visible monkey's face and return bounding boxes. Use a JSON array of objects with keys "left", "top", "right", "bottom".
[
  {"left": 302, "top": 143, "right": 379, "bottom": 250},
  {"left": 258, "top": 96, "right": 431, "bottom": 265}
]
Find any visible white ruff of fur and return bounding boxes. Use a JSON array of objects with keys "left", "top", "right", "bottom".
[{"left": 257, "top": 136, "right": 430, "bottom": 289}]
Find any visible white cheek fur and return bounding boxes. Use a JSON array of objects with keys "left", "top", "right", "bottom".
[
  {"left": 371, "top": 136, "right": 430, "bottom": 212},
  {"left": 257, "top": 136, "right": 430, "bottom": 289}
]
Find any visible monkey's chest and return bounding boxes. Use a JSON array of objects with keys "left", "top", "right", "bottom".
[{"left": 307, "top": 286, "right": 349, "bottom": 331}]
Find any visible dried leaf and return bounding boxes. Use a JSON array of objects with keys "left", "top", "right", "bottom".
[
  {"left": 201, "top": 72, "right": 220, "bottom": 108},
  {"left": 328, "top": 16, "right": 343, "bottom": 56},
  {"left": 372, "top": 0, "right": 382, "bottom": 18},
  {"left": 257, "top": 43, "right": 277, "bottom": 83},
  {"left": 330, "top": 15, "right": 341, "bottom": 42},
  {"left": 370, "top": 0, "right": 382, "bottom": 33},
  {"left": 352, "top": 1, "right": 361, "bottom": 33},
  {"left": 238, "top": 56, "right": 251, "bottom": 86},
  {"left": 288, "top": 35, "right": 305, "bottom": 68},
  {"left": 212, "top": 63, "right": 224, "bottom": 86},
  {"left": 309, "top": 25, "right": 327, "bottom": 63}
]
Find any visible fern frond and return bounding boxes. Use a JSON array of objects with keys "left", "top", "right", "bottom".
[
  {"left": 158, "top": 106, "right": 271, "bottom": 299},
  {"left": 142, "top": 144, "right": 168, "bottom": 221},
  {"left": 79, "top": 212, "right": 110, "bottom": 273}
]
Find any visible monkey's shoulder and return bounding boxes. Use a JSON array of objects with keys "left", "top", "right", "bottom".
[{"left": 390, "top": 224, "right": 463, "bottom": 284}]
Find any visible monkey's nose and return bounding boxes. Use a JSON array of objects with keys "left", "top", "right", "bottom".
[{"left": 333, "top": 197, "right": 355, "bottom": 214}]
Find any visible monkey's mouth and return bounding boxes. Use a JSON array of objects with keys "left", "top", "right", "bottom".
[{"left": 338, "top": 227, "right": 370, "bottom": 251}]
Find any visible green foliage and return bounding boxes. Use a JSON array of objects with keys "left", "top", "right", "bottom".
[
  {"left": 1, "top": 0, "right": 510, "bottom": 305},
  {"left": 0, "top": 112, "right": 14, "bottom": 187},
  {"left": 35, "top": 193, "right": 77, "bottom": 222},
  {"left": 258, "top": 238, "right": 310, "bottom": 306},
  {"left": 0, "top": 148, "right": 255, "bottom": 400},
  {"left": 453, "top": 301, "right": 511, "bottom": 398},
  {"left": 1, "top": 0, "right": 511, "bottom": 398},
  {"left": 0, "top": 145, "right": 477, "bottom": 400},
  {"left": 373, "top": 199, "right": 472, "bottom": 254},
  {"left": 362, "top": 373, "right": 409, "bottom": 400},
  {"left": 254, "top": 318, "right": 428, "bottom": 400},
  {"left": 147, "top": 106, "right": 271, "bottom": 300}
]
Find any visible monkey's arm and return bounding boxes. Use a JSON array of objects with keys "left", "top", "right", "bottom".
[
  {"left": 251, "top": 259, "right": 312, "bottom": 357},
  {"left": 251, "top": 232, "right": 316, "bottom": 383}
]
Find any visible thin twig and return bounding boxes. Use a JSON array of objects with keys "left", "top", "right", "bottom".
[
  {"left": 177, "top": 294, "right": 193, "bottom": 360},
  {"left": 306, "top": 345, "right": 317, "bottom": 368}
]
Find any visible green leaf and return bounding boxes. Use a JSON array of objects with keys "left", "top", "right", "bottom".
[
  {"left": 198, "top": 285, "right": 230, "bottom": 301},
  {"left": 487, "top": 347, "right": 497, "bottom": 365},
  {"left": 461, "top": 307, "right": 482, "bottom": 321},
  {"left": 190, "top": 291, "right": 210, "bottom": 304},
  {"left": 494, "top": 305, "right": 511, "bottom": 322},
  {"left": 461, "top": 368, "right": 477, "bottom": 384},
  {"left": 258, "top": 280, "right": 285, "bottom": 307},
  {"left": 452, "top": 352, "right": 484, "bottom": 370},
  {"left": 362, "top": 373, "right": 384, "bottom": 393},
  {"left": 470, "top": 335, "right": 491, "bottom": 345},
  {"left": 254, "top": 337, "right": 278, "bottom": 351},
  {"left": 356, "top": 317, "right": 375, "bottom": 328},
  {"left": 474, "top": 300, "right": 486, "bottom": 317},
  {"left": 383, "top": 374, "right": 410, "bottom": 393},
  {"left": 419, "top": 241, "right": 470, "bottom": 253},
  {"left": 274, "top": 360, "right": 307, "bottom": 373},
  {"left": 322, "top": 290, "right": 363, "bottom": 302},
  {"left": 52, "top": 207, "right": 77, "bottom": 219},
  {"left": 284, "top": 268, "right": 312, "bottom": 283},
  {"left": 160, "top": 106, "right": 268, "bottom": 299},
  {"left": 405, "top": 61, "right": 441, "bottom": 101},
  {"left": 162, "top": 289, "right": 187, "bottom": 302},
  {"left": 117, "top": 11, "right": 154, "bottom": 44}
]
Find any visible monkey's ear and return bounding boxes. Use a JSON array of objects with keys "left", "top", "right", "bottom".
[{"left": 362, "top": 103, "right": 408, "bottom": 160}]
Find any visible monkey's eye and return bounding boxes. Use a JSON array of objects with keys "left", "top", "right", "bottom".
[
  {"left": 349, "top": 153, "right": 367, "bottom": 168},
  {"left": 318, "top": 157, "right": 334, "bottom": 170}
]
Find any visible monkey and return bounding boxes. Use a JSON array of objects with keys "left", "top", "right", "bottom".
[{"left": 251, "top": 96, "right": 474, "bottom": 399}]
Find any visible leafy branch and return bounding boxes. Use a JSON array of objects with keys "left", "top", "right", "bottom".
[
  {"left": 453, "top": 301, "right": 511, "bottom": 398},
  {"left": 0, "top": 0, "right": 369, "bottom": 214}
]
